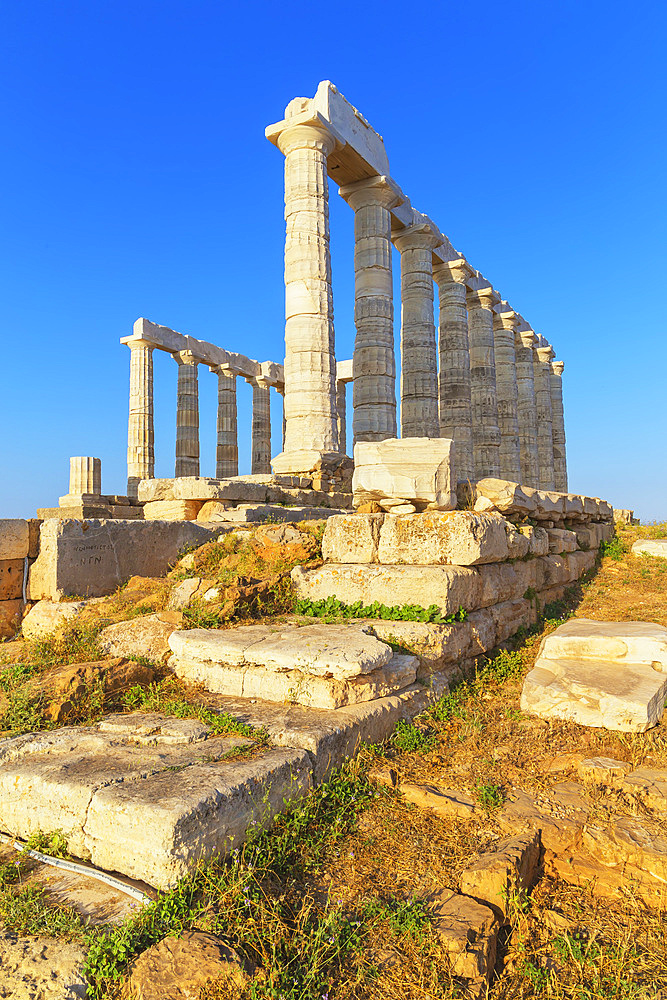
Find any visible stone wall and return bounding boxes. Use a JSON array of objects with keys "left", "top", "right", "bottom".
[{"left": 0, "top": 520, "right": 39, "bottom": 638}]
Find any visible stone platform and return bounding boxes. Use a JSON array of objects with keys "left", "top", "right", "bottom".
[{"left": 631, "top": 539, "right": 667, "bottom": 559}]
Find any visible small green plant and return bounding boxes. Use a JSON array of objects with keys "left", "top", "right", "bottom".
[
  {"left": 362, "top": 895, "right": 431, "bottom": 940},
  {"left": 121, "top": 680, "right": 264, "bottom": 742},
  {"left": 601, "top": 536, "right": 625, "bottom": 561},
  {"left": 295, "top": 596, "right": 468, "bottom": 625},
  {"left": 391, "top": 719, "right": 436, "bottom": 754},
  {"left": 475, "top": 781, "right": 504, "bottom": 810}
]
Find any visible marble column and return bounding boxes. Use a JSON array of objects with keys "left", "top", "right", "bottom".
[
  {"left": 250, "top": 376, "right": 272, "bottom": 474},
  {"left": 534, "top": 343, "right": 556, "bottom": 490},
  {"left": 214, "top": 366, "right": 238, "bottom": 479},
  {"left": 393, "top": 222, "right": 441, "bottom": 438},
  {"left": 492, "top": 307, "right": 522, "bottom": 482},
  {"left": 339, "top": 175, "right": 400, "bottom": 446},
  {"left": 515, "top": 329, "right": 540, "bottom": 487},
  {"left": 270, "top": 117, "right": 342, "bottom": 474},
  {"left": 70, "top": 456, "right": 101, "bottom": 497},
  {"left": 175, "top": 351, "right": 200, "bottom": 478},
  {"left": 550, "top": 360, "right": 568, "bottom": 492},
  {"left": 336, "top": 379, "right": 347, "bottom": 455},
  {"left": 126, "top": 338, "right": 154, "bottom": 497},
  {"left": 432, "top": 259, "right": 474, "bottom": 483},
  {"left": 466, "top": 284, "right": 501, "bottom": 479}
]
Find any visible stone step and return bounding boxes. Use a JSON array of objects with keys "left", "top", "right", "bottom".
[
  {"left": 540, "top": 618, "right": 667, "bottom": 672},
  {"left": 521, "top": 655, "right": 667, "bottom": 732},
  {"left": 172, "top": 650, "right": 418, "bottom": 710},
  {"left": 201, "top": 503, "right": 349, "bottom": 524}
]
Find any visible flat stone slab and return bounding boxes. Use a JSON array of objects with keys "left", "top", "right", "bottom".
[
  {"left": 173, "top": 648, "right": 418, "bottom": 710},
  {"left": 0, "top": 928, "right": 87, "bottom": 999},
  {"left": 540, "top": 618, "right": 667, "bottom": 671},
  {"left": 218, "top": 504, "right": 347, "bottom": 523},
  {"left": 521, "top": 656, "right": 667, "bottom": 732},
  {"left": 168, "top": 623, "right": 394, "bottom": 680},
  {"left": 632, "top": 539, "right": 667, "bottom": 559},
  {"left": 0, "top": 713, "right": 311, "bottom": 889}
]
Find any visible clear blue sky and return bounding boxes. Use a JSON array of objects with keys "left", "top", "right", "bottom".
[{"left": 1, "top": 1, "right": 665, "bottom": 521}]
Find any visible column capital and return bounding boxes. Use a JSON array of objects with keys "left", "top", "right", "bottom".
[
  {"left": 339, "top": 174, "right": 403, "bottom": 212},
  {"left": 551, "top": 360, "right": 565, "bottom": 377},
  {"left": 432, "top": 257, "right": 474, "bottom": 286},
  {"left": 123, "top": 337, "right": 154, "bottom": 351},
  {"left": 247, "top": 374, "right": 272, "bottom": 389},
  {"left": 493, "top": 308, "right": 519, "bottom": 331},
  {"left": 517, "top": 328, "right": 537, "bottom": 349},
  {"left": 466, "top": 285, "right": 500, "bottom": 310},
  {"left": 175, "top": 350, "right": 199, "bottom": 367},
  {"left": 267, "top": 111, "right": 339, "bottom": 158},
  {"left": 536, "top": 344, "right": 555, "bottom": 363},
  {"left": 210, "top": 363, "right": 237, "bottom": 377},
  {"left": 392, "top": 221, "right": 441, "bottom": 254}
]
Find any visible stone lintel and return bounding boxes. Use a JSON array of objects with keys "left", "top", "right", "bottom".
[{"left": 336, "top": 359, "right": 354, "bottom": 383}]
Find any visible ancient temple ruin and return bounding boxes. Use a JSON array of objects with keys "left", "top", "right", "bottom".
[{"left": 123, "top": 80, "right": 567, "bottom": 498}]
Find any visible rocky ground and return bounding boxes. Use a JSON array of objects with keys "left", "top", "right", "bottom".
[{"left": 0, "top": 519, "right": 666, "bottom": 998}]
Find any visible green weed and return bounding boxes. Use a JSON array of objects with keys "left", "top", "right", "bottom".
[
  {"left": 295, "top": 596, "right": 468, "bottom": 625},
  {"left": 121, "top": 679, "right": 264, "bottom": 742},
  {"left": 390, "top": 720, "right": 436, "bottom": 755},
  {"left": 475, "top": 781, "right": 505, "bottom": 810}
]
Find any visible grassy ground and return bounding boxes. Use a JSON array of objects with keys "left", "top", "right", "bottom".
[{"left": 0, "top": 522, "right": 666, "bottom": 998}]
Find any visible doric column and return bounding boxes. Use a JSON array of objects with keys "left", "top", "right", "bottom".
[
  {"left": 250, "top": 376, "right": 272, "bottom": 475},
  {"left": 466, "top": 284, "right": 501, "bottom": 479},
  {"left": 214, "top": 366, "right": 238, "bottom": 479},
  {"left": 550, "top": 360, "right": 568, "bottom": 492},
  {"left": 175, "top": 351, "right": 200, "bottom": 478},
  {"left": 336, "top": 378, "right": 347, "bottom": 455},
  {"left": 69, "top": 457, "right": 101, "bottom": 497},
  {"left": 126, "top": 338, "right": 154, "bottom": 497},
  {"left": 534, "top": 342, "right": 555, "bottom": 489},
  {"left": 432, "top": 259, "right": 474, "bottom": 483},
  {"left": 492, "top": 306, "right": 522, "bottom": 482},
  {"left": 339, "top": 175, "right": 401, "bottom": 445},
  {"left": 268, "top": 116, "right": 343, "bottom": 474},
  {"left": 393, "top": 222, "right": 441, "bottom": 438},
  {"left": 515, "top": 329, "right": 540, "bottom": 487}
]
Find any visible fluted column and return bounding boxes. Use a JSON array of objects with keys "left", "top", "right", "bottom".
[
  {"left": 250, "top": 376, "right": 272, "bottom": 474},
  {"left": 466, "top": 284, "right": 501, "bottom": 479},
  {"left": 269, "top": 117, "right": 342, "bottom": 474},
  {"left": 336, "top": 379, "right": 347, "bottom": 455},
  {"left": 214, "top": 366, "right": 238, "bottom": 479},
  {"left": 432, "top": 259, "right": 474, "bottom": 483},
  {"left": 550, "top": 360, "right": 568, "bottom": 492},
  {"left": 175, "top": 351, "right": 200, "bottom": 478},
  {"left": 515, "top": 329, "right": 540, "bottom": 487},
  {"left": 339, "top": 175, "right": 401, "bottom": 445},
  {"left": 492, "top": 307, "right": 522, "bottom": 482},
  {"left": 126, "top": 339, "right": 154, "bottom": 497},
  {"left": 393, "top": 222, "right": 440, "bottom": 438},
  {"left": 534, "top": 343, "right": 555, "bottom": 489},
  {"left": 70, "top": 456, "right": 101, "bottom": 496}
]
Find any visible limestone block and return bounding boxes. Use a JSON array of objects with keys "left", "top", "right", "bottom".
[
  {"left": 98, "top": 613, "right": 181, "bottom": 662},
  {"left": 521, "top": 657, "right": 667, "bottom": 732},
  {"left": 399, "top": 782, "right": 476, "bottom": 820},
  {"left": 518, "top": 525, "right": 549, "bottom": 557},
  {"left": 497, "top": 783, "right": 589, "bottom": 853},
  {"left": 352, "top": 437, "right": 456, "bottom": 510},
  {"left": 143, "top": 500, "right": 204, "bottom": 521},
  {"left": 368, "top": 619, "right": 472, "bottom": 676},
  {"left": 490, "top": 598, "right": 534, "bottom": 646},
  {"left": 547, "top": 528, "right": 578, "bottom": 553},
  {"left": 534, "top": 491, "right": 565, "bottom": 521},
  {"left": 0, "top": 519, "right": 29, "bottom": 560},
  {"left": 0, "top": 559, "right": 23, "bottom": 601},
  {"left": 0, "top": 721, "right": 312, "bottom": 888},
  {"left": 0, "top": 931, "right": 87, "bottom": 1000},
  {"left": 564, "top": 494, "right": 584, "bottom": 520},
  {"left": 321, "top": 513, "right": 384, "bottom": 564},
  {"left": 222, "top": 504, "right": 346, "bottom": 523},
  {"left": 467, "top": 608, "right": 498, "bottom": 656},
  {"left": 620, "top": 767, "right": 667, "bottom": 813},
  {"left": 128, "top": 931, "right": 248, "bottom": 1000},
  {"left": 27, "top": 519, "right": 219, "bottom": 601},
  {"left": 474, "top": 479, "right": 537, "bottom": 518},
  {"left": 429, "top": 889, "right": 499, "bottom": 986},
  {"left": 582, "top": 815, "right": 667, "bottom": 886},
  {"left": 196, "top": 500, "right": 231, "bottom": 522},
  {"left": 505, "top": 523, "right": 530, "bottom": 559},
  {"left": 291, "top": 563, "right": 482, "bottom": 617},
  {"left": 575, "top": 524, "right": 604, "bottom": 550},
  {"left": 377, "top": 511, "right": 510, "bottom": 567},
  {"left": 459, "top": 832, "right": 541, "bottom": 920},
  {"left": 137, "top": 479, "right": 176, "bottom": 502},
  {"left": 632, "top": 539, "right": 667, "bottom": 559},
  {"left": 476, "top": 562, "right": 528, "bottom": 608},
  {"left": 598, "top": 500, "right": 613, "bottom": 522},
  {"left": 0, "top": 600, "right": 23, "bottom": 639},
  {"left": 540, "top": 618, "right": 667, "bottom": 671},
  {"left": 174, "top": 650, "right": 417, "bottom": 710},
  {"left": 577, "top": 757, "right": 632, "bottom": 784},
  {"left": 21, "top": 599, "right": 87, "bottom": 640},
  {"left": 614, "top": 508, "right": 636, "bottom": 525},
  {"left": 169, "top": 622, "right": 394, "bottom": 680},
  {"left": 600, "top": 521, "right": 615, "bottom": 542},
  {"left": 583, "top": 496, "right": 599, "bottom": 518},
  {"left": 564, "top": 550, "right": 596, "bottom": 580}
]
